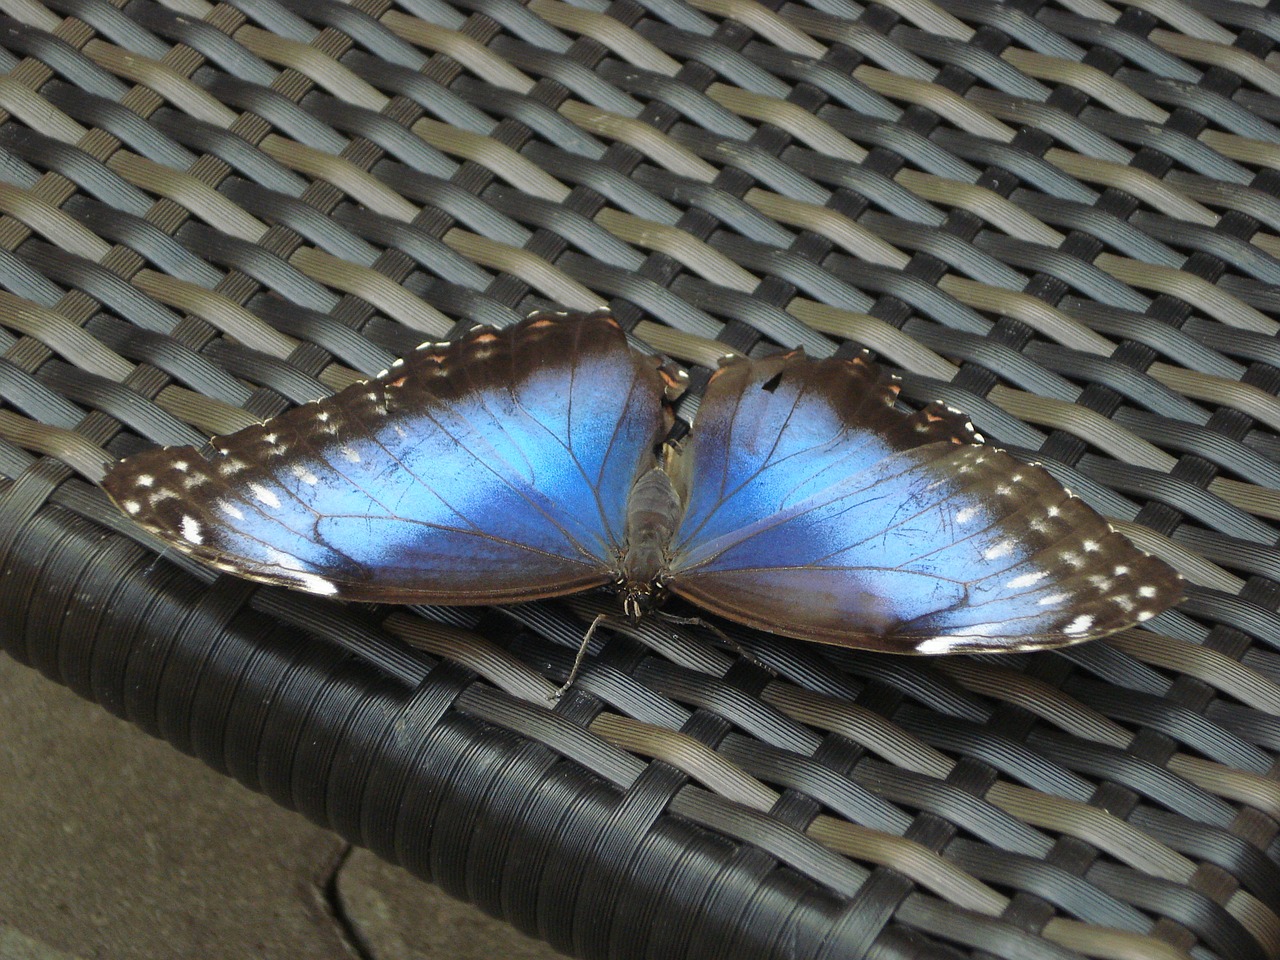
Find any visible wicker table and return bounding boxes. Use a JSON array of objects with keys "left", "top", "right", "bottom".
[{"left": 0, "top": 1, "right": 1276, "bottom": 958}]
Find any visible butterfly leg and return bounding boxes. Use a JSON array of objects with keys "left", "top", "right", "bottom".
[
  {"left": 552, "top": 611, "right": 614, "bottom": 700},
  {"left": 553, "top": 612, "right": 777, "bottom": 701},
  {"left": 653, "top": 612, "right": 777, "bottom": 678}
]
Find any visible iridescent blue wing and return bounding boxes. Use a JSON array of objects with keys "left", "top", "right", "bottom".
[
  {"left": 667, "top": 352, "right": 1182, "bottom": 654},
  {"left": 102, "top": 312, "right": 671, "bottom": 604}
]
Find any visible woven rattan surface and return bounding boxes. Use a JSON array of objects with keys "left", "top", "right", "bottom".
[{"left": 0, "top": 0, "right": 1277, "bottom": 958}]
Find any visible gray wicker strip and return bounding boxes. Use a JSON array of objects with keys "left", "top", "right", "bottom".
[{"left": 0, "top": 0, "right": 1276, "bottom": 958}]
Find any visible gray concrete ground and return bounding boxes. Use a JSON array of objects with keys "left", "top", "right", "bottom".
[{"left": 0, "top": 653, "right": 565, "bottom": 959}]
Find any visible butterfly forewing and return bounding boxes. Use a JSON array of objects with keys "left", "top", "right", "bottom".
[
  {"left": 102, "top": 312, "right": 669, "bottom": 603},
  {"left": 667, "top": 354, "right": 1182, "bottom": 653}
]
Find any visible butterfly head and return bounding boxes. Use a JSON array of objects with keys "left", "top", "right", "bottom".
[{"left": 619, "top": 576, "right": 668, "bottom": 622}]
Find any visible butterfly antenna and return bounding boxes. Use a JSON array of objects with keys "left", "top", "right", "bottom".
[{"left": 552, "top": 611, "right": 612, "bottom": 701}]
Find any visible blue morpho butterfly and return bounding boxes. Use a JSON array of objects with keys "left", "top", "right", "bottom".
[{"left": 103, "top": 310, "right": 1181, "bottom": 658}]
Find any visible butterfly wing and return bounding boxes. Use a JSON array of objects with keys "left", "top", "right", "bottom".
[
  {"left": 102, "top": 312, "right": 671, "bottom": 604},
  {"left": 667, "top": 352, "right": 1182, "bottom": 653}
]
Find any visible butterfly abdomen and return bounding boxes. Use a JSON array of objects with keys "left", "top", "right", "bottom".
[{"left": 618, "top": 462, "right": 685, "bottom": 617}]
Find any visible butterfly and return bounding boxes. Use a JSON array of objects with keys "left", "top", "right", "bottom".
[{"left": 102, "top": 310, "right": 1182, "bottom": 655}]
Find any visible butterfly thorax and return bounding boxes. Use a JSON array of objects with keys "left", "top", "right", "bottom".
[{"left": 618, "top": 462, "right": 684, "bottom": 619}]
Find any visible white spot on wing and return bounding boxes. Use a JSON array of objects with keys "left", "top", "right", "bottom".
[
  {"left": 1006, "top": 571, "right": 1048, "bottom": 590},
  {"left": 340, "top": 446, "right": 361, "bottom": 464},
  {"left": 294, "top": 572, "right": 338, "bottom": 596},
  {"left": 982, "top": 541, "right": 1014, "bottom": 560},
  {"left": 136, "top": 474, "right": 154, "bottom": 487},
  {"left": 955, "top": 506, "right": 979, "bottom": 524},
  {"left": 1138, "top": 585, "right": 1157, "bottom": 598},
  {"left": 220, "top": 502, "right": 244, "bottom": 521},
  {"left": 291, "top": 465, "right": 319, "bottom": 485},
  {"left": 250, "top": 483, "right": 281, "bottom": 509},
  {"left": 181, "top": 515, "right": 203, "bottom": 545},
  {"left": 123, "top": 500, "right": 141, "bottom": 515},
  {"left": 915, "top": 627, "right": 1006, "bottom": 651},
  {"left": 1064, "top": 614, "right": 1094, "bottom": 635},
  {"left": 915, "top": 635, "right": 978, "bottom": 654}
]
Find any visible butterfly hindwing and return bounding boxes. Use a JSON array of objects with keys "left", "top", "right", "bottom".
[
  {"left": 670, "top": 351, "right": 977, "bottom": 551},
  {"left": 102, "top": 312, "right": 670, "bottom": 603},
  {"left": 667, "top": 353, "right": 1182, "bottom": 653}
]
